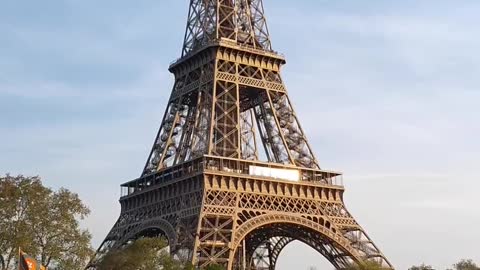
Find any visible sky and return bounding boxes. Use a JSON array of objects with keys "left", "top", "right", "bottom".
[{"left": 1, "top": 0, "right": 479, "bottom": 269}]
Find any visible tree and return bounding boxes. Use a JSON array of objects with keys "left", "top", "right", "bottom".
[
  {"left": 409, "top": 264, "right": 435, "bottom": 270},
  {"left": 345, "top": 261, "right": 390, "bottom": 270},
  {"left": 204, "top": 265, "right": 225, "bottom": 270},
  {"left": 452, "top": 260, "right": 480, "bottom": 270},
  {"left": 97, "top": 237, "right": 190, "bottom": 270},
  {"left": 0, "top": 175, "right": 93, "bottom": 270}
]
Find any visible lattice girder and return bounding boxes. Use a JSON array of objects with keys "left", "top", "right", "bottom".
[
  {"left": 190, "top": 166, "right": 392, "bottom": 269},
  {"left": 90, "top": 1, "right": 393, "bottom": 268},
  {"left": 143, "top": 44, "right": 320, "bottom": 176},
  {"left": 182, "top": 0, "right": 272, "bottom": 56},
  {"left": 92, "top": 154, "right": 392, "bottom": 270}
]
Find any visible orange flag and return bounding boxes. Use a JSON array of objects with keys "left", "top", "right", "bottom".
[{"left": 18, "top": 249, "right": 47, "bottom": 270}]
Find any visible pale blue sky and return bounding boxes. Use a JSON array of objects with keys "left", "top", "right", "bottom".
[{"left": 1, "top": 1, "right": 479, "bottom": 269}]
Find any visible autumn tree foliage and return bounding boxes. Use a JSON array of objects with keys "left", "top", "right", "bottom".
[
  {"left": 97, "top": 237, "right": 193, "bottom": 270},
  {"left": 344, "top": 261, "right": 391, "bottom": 270},
  {"left": 410, "top": 264, "right": 435, "bottom": 270},
  {"left": 0, "top": 175, "right": 93, "bottom": 270},
  {"left": 451, "top": 260, "right": 480, "bottom": 270}
]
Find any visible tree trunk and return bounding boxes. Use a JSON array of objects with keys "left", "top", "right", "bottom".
[{"left": 0, "top": 255, "right": 5, "bottom": 270}]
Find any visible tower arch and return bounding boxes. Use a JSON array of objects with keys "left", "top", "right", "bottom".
[
  {"left": 118, "top": 218, "right": 177, "bottom": 249},
  {"left": 229, "top": 214, "right": 363, "bottom": 269}
]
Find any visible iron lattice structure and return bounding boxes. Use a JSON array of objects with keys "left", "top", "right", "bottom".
[{"left": 89, "top": 0, "right": 393, "bottom": 269}]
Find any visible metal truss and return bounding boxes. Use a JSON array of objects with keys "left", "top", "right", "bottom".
[
  {"left": 182, "top": 0, "right": 272, "bottom": 56},
  {"left": 89, "top": 1, "right": 393, "bottom": 269},
  {"left": 90, "top": 157, "right": 393, "bottom": 269},
  {"left": 143, "top": 44, "right": 320, "bottom": 175}
]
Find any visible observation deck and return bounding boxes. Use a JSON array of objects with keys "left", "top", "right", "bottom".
[{"left": 120, "top": 155, "right": 343, "bottom": 199}]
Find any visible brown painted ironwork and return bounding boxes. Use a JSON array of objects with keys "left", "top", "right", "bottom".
[{"left": 88, "top": 1, "right": 393, "bottom": 269}]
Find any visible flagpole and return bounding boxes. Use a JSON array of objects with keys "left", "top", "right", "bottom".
[{"left": 18, "top": 247, "right": 21, "bottom": 270}]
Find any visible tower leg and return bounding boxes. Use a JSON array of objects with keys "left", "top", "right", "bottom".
[{"left": 195, "top": 214, "right": 236, "bottom": 269}]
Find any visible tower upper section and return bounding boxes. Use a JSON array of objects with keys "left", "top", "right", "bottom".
[{"left": 181, "top": 0, "right": 272, "bottom": 57}]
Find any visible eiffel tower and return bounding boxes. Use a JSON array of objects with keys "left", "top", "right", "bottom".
[{"left": 89, "top": 0, "right": 393, "bottom": 269}]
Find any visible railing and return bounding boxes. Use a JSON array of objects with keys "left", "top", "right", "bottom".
[
  {"left": 120, "top": 155, "right": 344, "bottom": 198},
  {"left": 169, "top": 38, "right": 285, "bottom": 67},
  {"left": 202, "top": 155, "right": 344, "bottom": 187},
  {"left": 120, "top": 158, "right": 205, "bottom": 197}
]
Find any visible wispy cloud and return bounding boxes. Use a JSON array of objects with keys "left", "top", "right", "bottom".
[
  {"left": 0, "top": 65, "right": 172, "bottom": 99},
  {"left": 1, "top": 1, "right": 479, "bottom": 269}
]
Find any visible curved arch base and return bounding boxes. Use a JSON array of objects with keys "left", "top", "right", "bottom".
[
  {"left": 229, "top": 215, "right": 361, "bottom": 270},
  {"left": 89, "top": 161, "right": 393, "bottom": 270},
  {"left": 88, "top": 215, "right": 199, "bottom": 269}
]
